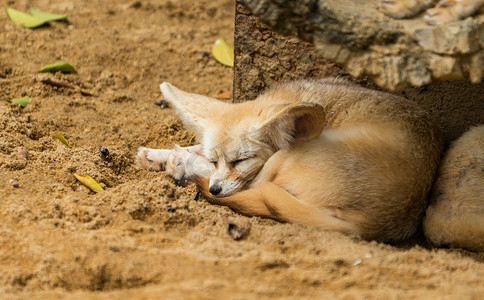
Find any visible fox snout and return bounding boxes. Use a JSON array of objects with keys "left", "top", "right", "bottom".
[
  {"left": 209, "top": 184, "right": 222, "bottom": 196},
  {"left": 208, "top": 174, "right": 241, "bottom": 198},
  {"left": 207, "top": 163, "right": 246, "bottom": 197}
]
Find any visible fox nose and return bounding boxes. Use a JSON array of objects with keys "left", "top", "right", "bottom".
[{"left": 209, "top": 185, "right": 222, "bottom": 196}]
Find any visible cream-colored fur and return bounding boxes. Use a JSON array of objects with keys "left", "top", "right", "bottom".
[
  {"left": 136, "top": 78, "right": 443, "bottom": 243},
  {"left": 423, "top": 125, "right": 484, "bottom": 251},
  {"left": 379, "top": 0, "right": 484, "bottom": 25}
]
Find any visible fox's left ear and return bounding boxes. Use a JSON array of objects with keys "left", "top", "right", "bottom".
[
  {"left": 160, "top": 82, "right": 228, "bottom": 139},
  {"left": 256, "top": 103, "right": 326, "bottom": 150}
]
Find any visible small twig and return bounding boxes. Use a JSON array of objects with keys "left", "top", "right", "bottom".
[
  {"left": 41, "top": 78, "right": 75, "bottom": 89},
  {"left": 41, "top": 78, "right": 95, "bottom": 96}
]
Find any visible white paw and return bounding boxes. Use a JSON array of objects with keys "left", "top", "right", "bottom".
[
  {"left": 165, "top": 145, "right": 214, "bottom": 184},
  {"left": 135, "top": 147, "right": 172, "bottom": 171},
  {"left": 165, "top": 146, "right": 188, "bottom": 182}
]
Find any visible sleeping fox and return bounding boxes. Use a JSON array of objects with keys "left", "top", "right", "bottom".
[
  {"left": 379, "top": 0, "right": 484, "bottom": 25},
  {"left": 136, "top": 78, "right": 443, "bottom": 243}
]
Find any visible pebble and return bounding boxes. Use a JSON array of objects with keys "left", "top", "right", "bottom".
[
  {"left": 17, "top": 147, "right": 28, "bottom": 160},
  {"left": 12, "top": 181, "right": 20, "bottom": 188},
  {"left": 98, "top": 145, "right": 110, "bottom": 158},
  {"left": 154, "top": 99, "right": 169, "bottom": 109}
]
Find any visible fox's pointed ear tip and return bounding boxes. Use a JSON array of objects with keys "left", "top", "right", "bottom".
[{"left": 159, "top": 82, "right": 173, "bottom": 91}]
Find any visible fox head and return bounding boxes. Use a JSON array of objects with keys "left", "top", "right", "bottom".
[{"left": 160, "top": 82, "right": 325, "bottom": 197}]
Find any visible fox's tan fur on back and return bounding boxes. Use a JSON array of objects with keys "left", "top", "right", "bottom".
[{"left": 137, "top": 78, "right": 443, "bottom": 243}]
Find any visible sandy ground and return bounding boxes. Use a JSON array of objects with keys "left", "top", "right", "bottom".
[{"left": 0, "top": 0, "right": 483, "bottom": 299}]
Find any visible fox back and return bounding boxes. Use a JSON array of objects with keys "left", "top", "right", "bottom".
[{"left": 255, "top": 79, "right": 443, "bottom": 241}]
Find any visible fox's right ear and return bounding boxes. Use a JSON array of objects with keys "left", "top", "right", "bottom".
[
  {"left": 256, "top": 103, "right": 326, "bottom": 150},
  {"left": 160, "top": 82, "right": 228, "bottom": 138}
]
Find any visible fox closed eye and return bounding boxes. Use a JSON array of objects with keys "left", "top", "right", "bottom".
[
  {"left": 230, "top": 156, "right": 256, "bottom": 168},
  {"left": 230, "top": 158, "right": 247, "bottom": 168}
]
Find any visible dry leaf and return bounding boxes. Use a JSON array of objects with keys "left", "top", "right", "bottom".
[
  {"left": 217, "top": 90, "right": 233, "bottom": 99},
  {"left": 6, "top": 6, "right": 47, "bottom": 28},
  {"left": 38, "top": 61, "right": 77, "bottom": 74},
  {"left": 79, "top": 89, "right": 95, "bottom": 96},
  {"left": 54, "top": 133, "right": 73, "bottom": 148},
  {"left": 211, "top": 38, "right": 234, "bottom": 67},
  {"left": 5, "top": 6, "right": 68, "bottom": 28},
  {"left": 4, "top": 96, "right": 30, "bottom": 108},
  {"left": 29, "top": 8, "right": 68, "bottom": 22},
  {"left": 74, "top": 173, "right": 105, "bottom": 193}
]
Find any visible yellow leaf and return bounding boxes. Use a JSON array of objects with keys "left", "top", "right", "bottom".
[
  {"left": 5, "top": 96, "right": 30, "bottom": 108},
  {"left": 38, "top": 61, "right": 77, "bottom": 74},
  {"left": 29, "top": 8, "right": 68, "bottom": 22},
  {"left": 211, "top": 38, "right": 234, "bottom": 67},
  {"left": 54, "top": 133, "right": 73, "bottom": 148},
  {"left": 74, "top": 174, "right": 105, "bottom": 193},
  {"left": 6, "top": 6, "right": 47, "bottom": 28}
]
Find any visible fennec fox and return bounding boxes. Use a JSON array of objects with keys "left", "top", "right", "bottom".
[
  {"left": 379, "top": 0, "right": 484, "bottom": 25},
  {"left": 424, "top": 125, "right": 484, "bottom": 251},
  {"left": 137, "top": 78, "right": 443, "bottom": 243}
]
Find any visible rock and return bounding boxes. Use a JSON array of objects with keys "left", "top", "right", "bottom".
[{"left": 238, "top": 0, "right": 484, "bottom": 90}]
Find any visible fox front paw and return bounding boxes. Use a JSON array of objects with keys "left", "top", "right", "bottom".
[
  {"left": 135, "top": 147, "right": 172, "bottom": 171},
  {"left": 165, "top": 146, "right": 188, "bottom": 184},
  {"left": 165, "top": 145, "right": 214, "bottom": 185}
]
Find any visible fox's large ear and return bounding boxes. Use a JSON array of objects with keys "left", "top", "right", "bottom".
[
  {"left": 160, "top": 82, "right": 228, "bottom": 137},
  {"left": 256, "top": 103, "right": 326, "bottom": 150}
]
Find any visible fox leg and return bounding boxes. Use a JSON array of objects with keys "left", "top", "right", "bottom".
[
  {"left": 379, "top": 0, "right": 435, "bottom": 18},
  {"left": 424, "top": 0, "right": 484, "bottom": 25},
  {"left": 136, "top": 144, "right": 212, "bottom": 174},
  {"left": 195, "top": 178, "right": 363, "bottom": 234},
  {"left": 136, "top": 144, "right": 214, "bottom": 186}
]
